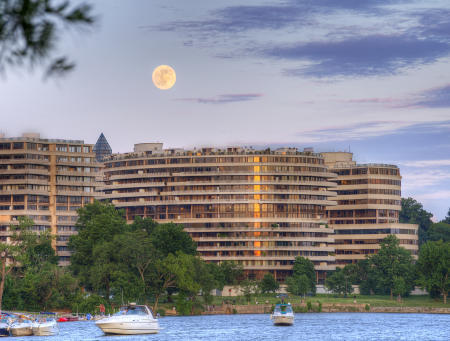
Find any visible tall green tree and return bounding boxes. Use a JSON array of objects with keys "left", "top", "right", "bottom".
[
  {"left": 441, "top": 208, "right": 450, "bottom": 224},
  {"left": 240, "top": 279, "right": 258, "bottom": 304},
  {"left": 216, "top": 261, "right": 243, "bottom": 287},
  {"left": 427, "top": 222, "right": 450, "bottom": 243},
  {"left": 292, "top": 256, "right": 316, "bottom": 294},
  {"left": 286, "top": 274, "right": 310, "bottom": 298},
  {"left": 259, "top": 273, "right": 279, "bottom": 294},
  {"left": 325, "top": 267, "right": 353, "bottom": 297},
  {"left": 0, "top": 0, "right": 94, "bottom": 77},
  {"left": 2, "top": 217, "right": 78, "bottom": 311},
  {"left": 69, "top": 201, "right": 128, "bottom": 294},
  {"left": 400, "top": 197, "right": 433, "bottom": 245},
  {"left": 368, "top": 235, "right": 415, "bottom": 299},
  {"left": 0, "top": 216, "right": 35, "bottom": 311},
  {"left": 416, "top": 241, "right": 450, "bottom": 304},
  {"left": 151, "top": 222, "right": 197, "bottom": 258},
  {"left": 150, "top": 252, "right": 198, "bottom": 311},
  {"left": 114, "top": 229, "right": 155, "bottom": 299}
]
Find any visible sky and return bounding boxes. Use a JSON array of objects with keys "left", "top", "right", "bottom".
[{"left": 0, "top": 0, "right": 449, "bottom": 220}]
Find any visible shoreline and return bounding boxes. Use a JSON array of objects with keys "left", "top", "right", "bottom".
[{"left": 166, "top": 303, "right": 450, "bottom": 316}]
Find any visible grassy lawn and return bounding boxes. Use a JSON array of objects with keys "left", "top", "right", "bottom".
[{"left": 211, "top": 294, "right": 449, "bottom": 308}]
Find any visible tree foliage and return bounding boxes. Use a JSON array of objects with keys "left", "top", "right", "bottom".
[
  {"left": 427, "top": 222, "right": 450, "bottom": 243},
  {"left": 441, "top": 208, "right": 450, "bottom": 224},
  {"left": 285, "top": 257, "right": 316, "bottom": 297},
  {"left": 68, "top": 201, "right": 127, "bottom": 298},
  {"left": 400, "top": 197, "right": 433, "bottom": 245},
  {"left": 259, "top": 273, "right": 279, "bottom": 294},
  {"left": 365, "top": 235, "right": 415, "bottom": 298},
  {"left": 416, "top": 241, "right": 449, "bottom": 304},
  {"left": 240, "top": 279, "right": 258, "bottom": 304},
  {"left": 68, "top": 202, "right": 231, "bottom": 313},
  {"left": 325, "top": 267, "right": 353, "bottom": 296},
  {"left": 0, "top": 0, "right": 94, "bottom": 77},
  {"left": 2, "top": 217, "right": 79, "bottom": 311},
  {"left": 286, "top": 274, "right": 310, "bottom": 297},
  {"left": 292, "top": 256, "right": 316, "bottom": 294}
]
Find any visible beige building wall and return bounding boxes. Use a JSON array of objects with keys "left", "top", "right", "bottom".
[
  {"left": 0, "top": 134, "right": 101, "bottom": 265},
  {"left": 100, "top": 144, "right": 338, "bottom": 282},
  {"left": 322, "top": 152, "right": 418, "bottom": 265}
]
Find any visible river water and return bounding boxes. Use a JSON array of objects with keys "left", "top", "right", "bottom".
[{"left": 9, "top": 313, "right": 450, "bottom": 340}]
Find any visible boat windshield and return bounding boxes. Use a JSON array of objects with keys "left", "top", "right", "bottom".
[
  {"left": 116, "top": 306, "right": 148, "bottom": 316},
  {"left": 274, "top": 305, "right": 293, "bottom": 314}
]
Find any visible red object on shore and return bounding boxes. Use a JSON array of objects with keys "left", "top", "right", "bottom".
[{"left": 58, "top": 317, "right": 68, "bottom": 322}]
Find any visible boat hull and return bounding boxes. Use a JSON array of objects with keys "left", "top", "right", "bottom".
[
  {"left": 272, "top": 314, "right": 294, "bottom": 326},
  {"left": 96, "top": 321, "right": 159, "bottom": 335},
  {"left": 32, "top": 321, "right": 59, "bottom": 336},
  {"left": 10, "top": 326, "right": 33, "bottom": 336}
]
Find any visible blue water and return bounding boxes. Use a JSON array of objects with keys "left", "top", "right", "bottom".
[{"left": 8, "top": 313, "right": 450, "bottom": 340}]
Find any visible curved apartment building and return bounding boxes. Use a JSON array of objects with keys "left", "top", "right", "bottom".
[
  {"left": 0, "top": 134, "right": 100, "bottom": 265},
  {"left": 101, "top": 144, "right": 338, "bottom": 282},
  {"left": 322, "top": 152, "right": 418, "bottom": 265}
]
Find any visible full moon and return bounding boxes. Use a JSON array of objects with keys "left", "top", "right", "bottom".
[{"left": 152, "top": 65, "right": 176, "bottom": 90}]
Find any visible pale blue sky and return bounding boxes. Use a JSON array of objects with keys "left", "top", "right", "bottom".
[{"left": 0, "top": 0, "right": 449, "bottom": 219}]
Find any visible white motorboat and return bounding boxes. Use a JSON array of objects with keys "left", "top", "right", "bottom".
[
  {"left": 95, "top": 303, "right": 159, "bottom": 335},
  {"left": 0, "top": 319, "right": 9, "bottom": 337},
  {"left": 10, "top": 319, "right": 33, "bottom": 336},
  {"left": 271, "top": 303, "right": 294, "bottom": 326},
  {"left": 32, "top": 318, "right": 59, "bottom": 336}
]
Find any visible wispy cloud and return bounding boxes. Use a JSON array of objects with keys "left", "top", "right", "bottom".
[
  {"left": 154, "top": 0, "right": 403, "bottom": 35},
  {"left": 296, "top": 120, "right": 412, "bottom": 142},
  {"left": 400, "top": 159, "right": 450, "bottom": 167},
  {"left": 175, "top": 93, "right": 263, "bottom": 105},
  {"left": 335, "top": 84, "right": 450, "bottom": 108},
  {"left": 414, "top": 190, "right": 450, "bottom": 200},
  {"left": 294, "top": 119, "right": 450, "bottom": 143},
  {"left": 153, "top": 1, "right": 450, "bottom": 78},
  {"left": 411, "top": 84, "right": 450, "bottom": 108},
  {"left": 262, "top": 35, "right": 450, "bottom": 78},
  {"left": 402, "top": 169, "right": 450, "bottom": 189}
]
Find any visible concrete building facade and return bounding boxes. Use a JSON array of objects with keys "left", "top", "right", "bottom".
[
  {"left": 0, "top": 134, "right": 101, "bottom": 265},
  {"left": 100, "top": 143, "right": 338, "bottom": 282},
  {"left": 322, "top": 152, "right": 418, "bottom": 265}
]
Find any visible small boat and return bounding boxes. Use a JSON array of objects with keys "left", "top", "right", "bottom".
[
  {"left": 271, "top": 303, "right": 294, "bottom": 326},
  {"left": 10, "top": 318, "right": 33, "bottom": 336},
  {"left": 0, "top": 313, "right": 12, "bottom": 337},
  {"left": 0, "top": 320, "right": 9, "bottom": 337},
  {"left": 32, "top": 318, "right": 59, "bottom": 336},
  {"left": 95, "top": 303, "right": 159, "bottom": 335}
]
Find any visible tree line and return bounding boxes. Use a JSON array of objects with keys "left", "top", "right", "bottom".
[
  {"left": 0, "top": 200, "right": 448, "bottom": 313},
  {"left": 323, "top": 235, "right": 449, "bottom": 304}
]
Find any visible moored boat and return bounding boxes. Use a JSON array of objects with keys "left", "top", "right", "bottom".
[
  {"left": 271, "top": 303, "right": 294, "bottom": 326},
  {"left": 32, "top": 318, "right": 59, "bottom": 336},
  {"left": 0, "top": 313, "right": 12, "bottom": 337},
  {"left": 95, "top": 303, "right": 159, "bottom": 335},
  {"left": 10, "top": 318, "right": 33, "bottom": 336}
]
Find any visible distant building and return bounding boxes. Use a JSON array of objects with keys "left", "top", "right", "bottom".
[
  {"left": 93, "top": 133, "right": 112, "bottom": 162},
  {"left": 322, "top": 152, "right": 418, "bottom": 265},
  {"left": 0, "top": 133, "right": 101, "bottom": 265},
  {"left": 100, "top": 144, "right": 337, "bottom": 282}
]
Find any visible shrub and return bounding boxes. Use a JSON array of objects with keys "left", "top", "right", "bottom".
[
  {"left": 293, "top": 305, "right": 308, "bottom": 313},
  {"left": 307, "top": 301, "right": 313, "bottom": 311},
  {"left": 157, "top": 308, "right": 166, "bottom": 316},
  {"left": 365, "top": 304, "right": 370, "bottom": 311}
]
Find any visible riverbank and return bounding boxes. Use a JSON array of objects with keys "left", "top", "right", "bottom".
[
  {"left": 160, "top": 294, "right": 450, "bottom": 316},
  {"left": 200, "top": 303, "right": 450, "bottom": 315}
]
